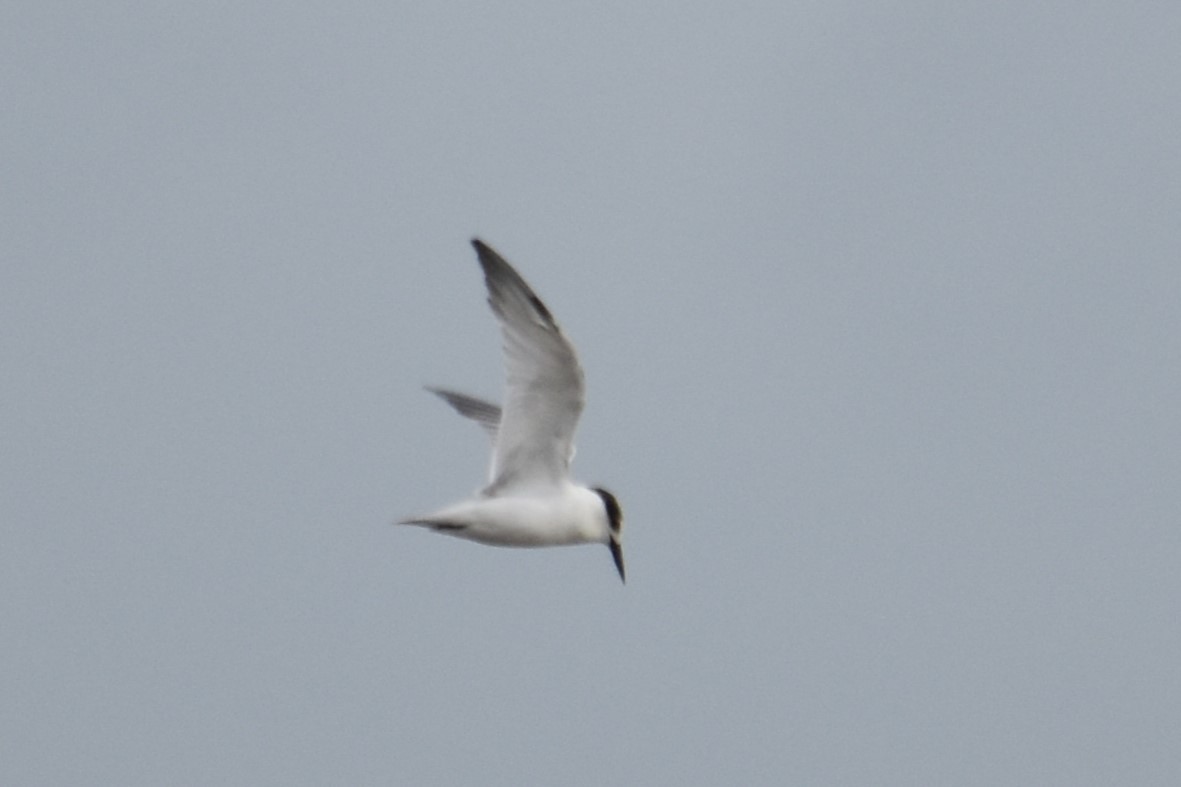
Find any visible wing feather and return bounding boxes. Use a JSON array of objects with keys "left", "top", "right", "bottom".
[
  {"left": 472, "top": 239, "right": 585, "bottom": 492},
  {"left": 425, "top": 386, "right": 501, "bottom": 440}
]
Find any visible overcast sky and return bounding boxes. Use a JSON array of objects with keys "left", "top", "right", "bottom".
[{"left": 3, "top": 3, "right": 1179, "bottom": 784}]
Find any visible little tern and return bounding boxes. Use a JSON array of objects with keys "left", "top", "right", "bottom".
[{"left": 400, "top": 239, "right": 625, "bottom": 583}]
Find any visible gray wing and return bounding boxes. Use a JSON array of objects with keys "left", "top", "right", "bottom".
[
  {"left": 426, "top": 386, "right": 501, "bottom": 440},
  {"left": 472, "top": 239, "right": 585, "bottom": 492}
]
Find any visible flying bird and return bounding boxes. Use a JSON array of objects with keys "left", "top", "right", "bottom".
[{"left": 400, "top": 239, "right": 625, "bottom": 583}]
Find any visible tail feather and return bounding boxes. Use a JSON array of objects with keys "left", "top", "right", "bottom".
[{"left": 399, "top": 516, "right": 467, "bottom": 533}]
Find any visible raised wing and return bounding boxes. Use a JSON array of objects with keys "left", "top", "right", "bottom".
[
  {"left": 426, "top": 386, "right": 501, "bottom": 440},
  {"left": 473, "top": 239, "right": 585, "bottom": 492}
]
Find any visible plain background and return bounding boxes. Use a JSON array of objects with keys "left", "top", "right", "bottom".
[{"left": 3, "top": 3, "right": 1179, "bottom": 784}]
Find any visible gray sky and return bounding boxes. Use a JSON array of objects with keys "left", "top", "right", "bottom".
[{"left": 3, "top": 3, "right": 1179, "bottom": 784}]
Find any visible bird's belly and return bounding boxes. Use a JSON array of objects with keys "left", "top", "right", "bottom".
[{"left": 444, "top": 496, "right": 593, "bottom": 547}]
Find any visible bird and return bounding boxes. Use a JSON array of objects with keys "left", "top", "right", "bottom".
[{"left": 399, "top": 239, "right": 625, "bottom": 583}]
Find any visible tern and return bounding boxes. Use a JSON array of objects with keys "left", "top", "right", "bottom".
[{"left": 400, "top": 239, "right": 625, "bottom": 583}]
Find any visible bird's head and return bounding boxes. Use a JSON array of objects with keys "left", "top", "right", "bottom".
[{"left": 592, "top": 487, "right": 625, "bottom": 584}]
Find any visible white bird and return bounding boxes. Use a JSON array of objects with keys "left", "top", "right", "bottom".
[{"left": 400, "top": 239, "right": 625, "bottom": 583}]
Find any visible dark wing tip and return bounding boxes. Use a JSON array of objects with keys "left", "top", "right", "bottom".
[
  {"left": 469, "top": 238, "right": 558, "bottom": 327},
  {"left": 471, "top": 238, "right": 504, "bottom": 275},
  {"left": 471, "top": 237, "right": 509, "bottom": 277}
]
